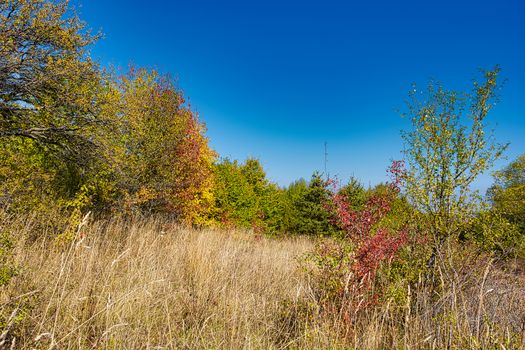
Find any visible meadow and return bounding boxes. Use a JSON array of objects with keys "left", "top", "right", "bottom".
[
  {"left": 1, "top": 1, "right": 525, "bottom": 348},
  {"left": 2, "top": 212, "right": 524, "bottom": 349}
]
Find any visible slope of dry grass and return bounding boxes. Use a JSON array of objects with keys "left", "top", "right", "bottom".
[{"left": 1, "top": 214, "right": 525, "bottom": 349}]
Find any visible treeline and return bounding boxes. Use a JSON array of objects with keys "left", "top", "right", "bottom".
[
  {"left": 1, "top": 0, "right": 524, "bottom": 256},
  {"left": 2, "top": 1, "right": 525, "bottom": 347},
  {"left": 0, "top": 0, "right": 216, "bottom": 225},
  {"left": 0, "top": 0, "right": 368, "bottom": 235}
]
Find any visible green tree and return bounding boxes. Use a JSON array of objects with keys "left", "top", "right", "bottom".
[
  {"left": 338, "top": 176, "right": 367, "bottom": 211},
  {"left": 488, "top": 154, "right": 525, "bottom": 232},
  {"left": 401, "top": 67, "right": 507, "bottom": 244},
  {"left": 281, "top": 178, "right": 308, "bottom": 233},
  {"left": 466, "top": 154, "right": 525, "bottom": 257},
  {"left": 241, "top": 159, "right": 286, "bottom": 233},
  {"left": 212, "top": 157, "right": 284, "bottom": 232},
  {"left": 466, "top": 210, "right": 523, "bottom": 258},
  {"left": 212, "top": 158, "right": 260, "bottom": 228},
  {"left": 283, "top": 172, "right": 338, "bottom": 236}
]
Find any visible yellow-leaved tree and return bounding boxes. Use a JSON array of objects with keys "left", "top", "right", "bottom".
[
  {"left": 401, "top": 67, "right": 507, "bottom": 261},
  {"left": 0, "top": 0, "right": 114, "bottom": 215},
  {"left": 114, "top": 68, "right": 216, "bottom": 225}
]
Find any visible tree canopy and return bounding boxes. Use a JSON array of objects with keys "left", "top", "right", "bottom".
[{"left": 0, "top": 0, "right": 108, "bottom": 163}]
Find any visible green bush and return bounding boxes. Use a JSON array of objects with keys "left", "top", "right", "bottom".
[
  {"left": 462, "top": 154, "right": 525, "bottom": 258},
  {"left": 488, "top": 154, "right": 525, "bottom": 234},
  {"left": 464, "top": 210, "right": 524, "bottom": 258}
]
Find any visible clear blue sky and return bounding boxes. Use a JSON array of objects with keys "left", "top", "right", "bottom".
[{"left": 72, "top": 0, "right": 525, "bottom": 190}]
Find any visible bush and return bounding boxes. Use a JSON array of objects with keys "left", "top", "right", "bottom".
[
  {"left": 488, "top": 154, "right": 525, "bottom": 235},
  {"left": 464, "top": 210, "right": 524, "bottom": 258},
  {"left": 305, "top": 162, "right": 413, "bottom": 332}
]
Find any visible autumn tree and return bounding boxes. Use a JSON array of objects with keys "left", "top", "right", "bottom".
[
  {"left": 115, "top": 68, "right": 215, "bottom": 225},
  {"left": 0, "top": 0, "right": 108, "bottom": 163},
  {"left": 401, "top": 67, "right": 507, "bottom": 245},
  {"left": 0, "top": 0, "right": 117, "bottom": 214}
]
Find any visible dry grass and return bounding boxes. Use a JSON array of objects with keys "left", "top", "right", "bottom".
[{"left": 1, "top": 213, "right": 525, "bottom": 349}]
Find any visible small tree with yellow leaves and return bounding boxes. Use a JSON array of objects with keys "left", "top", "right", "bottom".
[{"left": 401, "top": 67, "right": 507, "bottom": 251}]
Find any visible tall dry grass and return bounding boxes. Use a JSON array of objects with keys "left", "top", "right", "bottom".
[
  {"left": 2, "top": 214, "right": 314, "bottom": 349},
  {"left": 1, "top": 213, "right": 525, "bottom": 349}
]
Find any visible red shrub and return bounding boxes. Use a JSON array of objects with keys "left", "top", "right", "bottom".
[{"left": 311, "top": 160, "right": 410, "bottom": 328}]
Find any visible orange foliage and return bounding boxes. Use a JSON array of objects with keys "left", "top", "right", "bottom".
[{"left": 116, "top": 68, "right": 216, "bottom": 224}]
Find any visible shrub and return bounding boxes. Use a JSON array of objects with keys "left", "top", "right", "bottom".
[
  {"left": 305, "top": 161, "right": 413, "bottom": 332},
  {"left": 488, "top": 154, "right": 525, "bottom": 235},
  {"left": 464, "top": 210, "right": 524, "bottom": 258}
]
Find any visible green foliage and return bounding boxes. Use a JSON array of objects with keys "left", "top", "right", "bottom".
[
  {"left": 401, "top": 67, "right": 507, "bottom": 240},
  {"left": 462, "top": 154, "right": 525, "bottom": 258},
  {"left": 281, "top": 178, "right": 307, "bottom": 233},
  {"left": 0, "top": 1, "right": 218, "bottom": 229},
  {"left": 488, "top": 154, "right": 525, "bottom": 233},
  {"left": 465, "top": 210, "right": 523, "bottom": 258},
  {"left": 0, "top": 135, "right": 98, "bottom": 215},
  {"left": 338, "top": 176, "right": 367, "bottom": 211},
  {"left": 259, "top": 183, "right": 287, "bottom": 234},
  {"left": 302, "top": 238, "right": 354, "bottom": 311},
  {"left": 0, "top": 0, "right": 120, "bottom": 225},
  {"left": 0, "top": 0, "right": 108, "bottom": 163},
  {"left": 282, "top": 173, "right": 339, "bottom": 236},
  {"left": 212, "top": 158, "right": 261, "bottom": 228},
  {"left": 377, "top": 227, "right": 432, "bottom": 303},
  {"left": 0, "top": 230, "right": 16, "bottom": 287},
  {"left": 241, "top": 158, "right": 285, "bottom": 233},
  {"left": 302, "top": 170, "right": 417, "bottom": 332},
  {"left": 366, "top": 183, "right": 413, "bottom": 233},
  {"left": 212, "top": 158, "right": 285, "bottom": 232}
]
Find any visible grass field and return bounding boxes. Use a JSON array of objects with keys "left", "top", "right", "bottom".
[{"left": 1, "top": 214, "right": 525, "bottom": 349}]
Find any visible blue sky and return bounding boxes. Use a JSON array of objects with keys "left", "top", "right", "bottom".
[{"left": 72, "top": 0, "right": 525, "bottom": 190}]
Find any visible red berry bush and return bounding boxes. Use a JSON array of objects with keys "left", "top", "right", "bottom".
[{"left": 306, "top": 161, "right": 411, "bottom": 332}]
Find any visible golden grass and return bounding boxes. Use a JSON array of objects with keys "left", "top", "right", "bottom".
[{"left": 1, "top": 214, "right": 525, "bottom": 349}]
